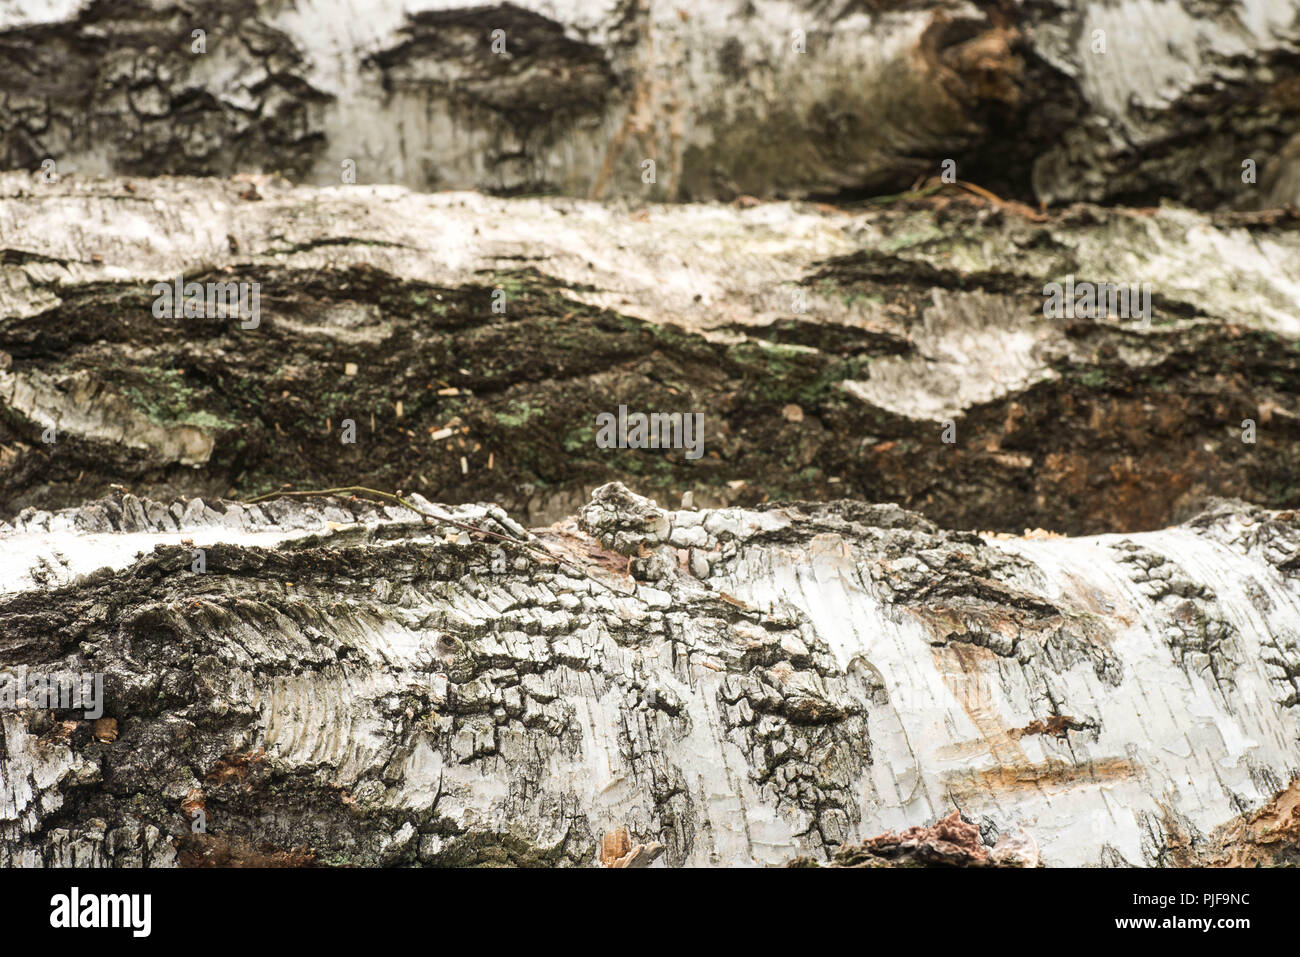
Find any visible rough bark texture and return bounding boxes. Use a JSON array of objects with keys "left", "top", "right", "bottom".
[
  {"left": 3, "top": 1, "right": 1300, "bottom": 871},
  {"left": 0, "top": 0, "right": 1297, "bottom": 208},
  {"left": 2, "top": 173, "right": 1298, "bottom": 534},
  {"left": 2, "top": 483, "right": 1298, "bottom": 867}
]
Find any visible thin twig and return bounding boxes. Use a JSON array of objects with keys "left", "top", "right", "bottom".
[
  {"left": 879, "top": 177, "right": 1047, "bottom": 221},
  {"left": 866, "top": 183, "right": 943, "bottom": 206},
  {"left": 950, "top": 179, "right": 1048, "bottom": 221}
]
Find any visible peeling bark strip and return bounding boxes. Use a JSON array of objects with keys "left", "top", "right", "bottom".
[
  {"left": 0, "top": 1, "right": 1297, "bottom": 207},
  {"left": 1, "top": 484, "right": 1298, "bottom": 867},
  {"left": 1, "top": 174, "right": 1298, "bottom": 534}
]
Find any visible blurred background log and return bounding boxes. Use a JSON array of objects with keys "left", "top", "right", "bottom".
[{"left": 0, "top": 0, "right": 1297, "bottom": 208}]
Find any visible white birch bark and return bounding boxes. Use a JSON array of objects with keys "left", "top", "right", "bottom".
[{"left": 1, "top": 484, "right": 1297, "bottom": 866}]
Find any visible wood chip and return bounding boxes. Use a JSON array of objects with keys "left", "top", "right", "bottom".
[
  {"left": 600, "top": 828, "right": 631, "bottom": 866},
  {"left": 611, "top": 842, "right": 665, "bottom": 868}
]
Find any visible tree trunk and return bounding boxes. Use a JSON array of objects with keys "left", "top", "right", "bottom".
[
  {"left": 2, "top": 173, "right": 1298, "bottom": 535},
  {"left": 1, "top": 482, "right": 1297, "bottom": 866},
  {"left": 0, "top": 0, "right": 1296, "bottom": 208}
]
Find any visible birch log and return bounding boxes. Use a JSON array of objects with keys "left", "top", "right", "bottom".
[
  {"left": 1, "top": 174, "right": 1298, "bottom": 535},
  {"left": 1, "top": 483, "right": 1297, "bottom": 867},
  {"left": 0, "top": 0, "right": 1296, "bottom": 207}
]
